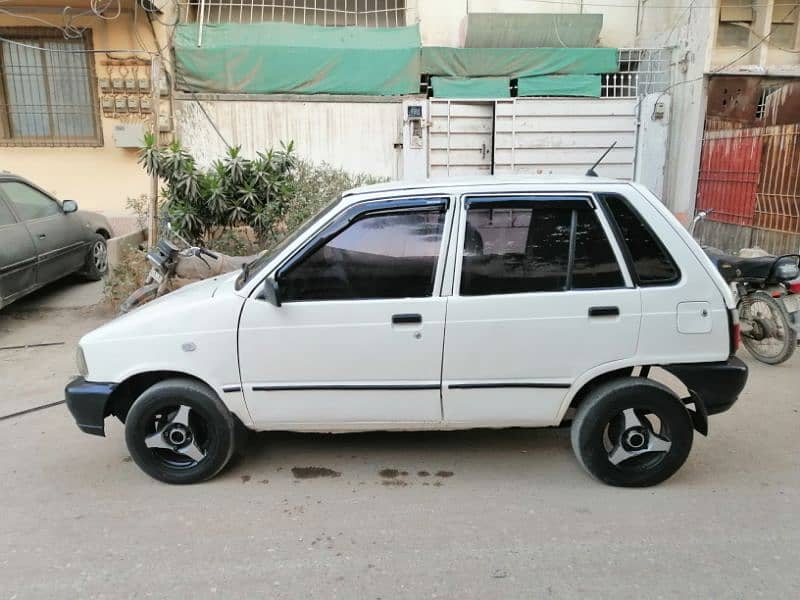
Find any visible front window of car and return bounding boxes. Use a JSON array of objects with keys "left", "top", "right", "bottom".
[
  {"left": 0, "top": 181, "right": 61, "bottom": 221},
  {"left": 235, "top": 195, "right": 341, "bottom": 290},
  {"left": 278, "top": 206, "right": 446, "bottom": 302}
]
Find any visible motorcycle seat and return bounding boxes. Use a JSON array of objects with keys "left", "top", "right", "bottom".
[{"left": 703, "top": 247, "right": 776, "bottom": 281}]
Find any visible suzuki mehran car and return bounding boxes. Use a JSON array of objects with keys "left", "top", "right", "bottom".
[{"left": 65, "top": 177, "right": 748, "bottom": 487}]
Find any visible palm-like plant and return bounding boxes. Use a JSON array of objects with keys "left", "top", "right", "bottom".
[{"left": 139, "top": 136, "right": 297, "bottom": 244}]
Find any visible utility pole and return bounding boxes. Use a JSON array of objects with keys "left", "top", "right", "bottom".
[{"left": 148, "top": 54, "right": 161, "bottom": 247}]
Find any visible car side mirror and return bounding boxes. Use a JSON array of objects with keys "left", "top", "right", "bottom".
[
  {"left": 62, "top": 200, "right": 78, "bottom": 213},
  {"left": 258, "top": 278, "right": 281, "bottom": 307}
]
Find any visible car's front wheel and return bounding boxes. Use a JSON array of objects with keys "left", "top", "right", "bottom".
[
  {"left": 570, "top": 378, "right": 693, "bottom": 487},
  {"left": 125, "top": 378, "right": 237, "bottom": 484}
]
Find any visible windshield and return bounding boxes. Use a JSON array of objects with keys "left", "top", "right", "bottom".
[{"left": 235, "top": 196, "right": 341, "bottom": 289}]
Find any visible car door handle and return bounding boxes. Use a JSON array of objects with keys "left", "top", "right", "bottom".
[
  {"left": 392, "top": 313, "right": 422, "bottom": 325},
  {"left": 38, "top": 233, "right": 46, "bottom": 239},
  {"left": 588, "top": 306, "right": 620, "bottom": 317}
]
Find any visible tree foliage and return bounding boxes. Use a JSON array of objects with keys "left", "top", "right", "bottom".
[{"left": 138, "top": 133, "right": 296, "bottom": 242}]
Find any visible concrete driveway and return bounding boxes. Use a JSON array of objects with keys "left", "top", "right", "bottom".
[{"left": 1, "top": 300, "right": 798, "bottom": 599}]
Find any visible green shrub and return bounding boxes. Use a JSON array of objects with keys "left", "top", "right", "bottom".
[
  {"left": 108, "top": 153, "right": 387, "bottom": 310},
  {"left": 139, "top": 133, "right": 296, "bottom": 243}
]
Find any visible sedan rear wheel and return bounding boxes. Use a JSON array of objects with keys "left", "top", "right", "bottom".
[{"left": 82, "top": 233, "right": 108, "bottom": 281}]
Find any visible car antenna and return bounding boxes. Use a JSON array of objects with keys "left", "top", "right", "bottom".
[{"left": 585, "top": 141, "right": 617, "bottom": 177}]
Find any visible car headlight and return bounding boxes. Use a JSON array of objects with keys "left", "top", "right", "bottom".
[{"left": 76, "top": 346, "right": 88, "bottom": 378}]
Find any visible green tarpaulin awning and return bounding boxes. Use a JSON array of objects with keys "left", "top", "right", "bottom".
[
  {"left": 421, "top": 47, "right": 618, "bottom": 79},
  {"left": 465, "top": 13, "right": 603, "bottom": 48},
  {"left": 175, "top": 22, "right": 421, "bottom": 95},
  {"left": 431, "top": 77, "right": 510, "bottom": 98},
  {"left": 517, "top": 74, "right": 601, "bottom": 97}
]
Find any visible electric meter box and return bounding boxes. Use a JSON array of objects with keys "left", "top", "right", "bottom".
[{"left": 112, "top": 123, "right": 146, "bottom": 148}]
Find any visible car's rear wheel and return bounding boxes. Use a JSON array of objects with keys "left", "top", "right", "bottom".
[
  {"left": 82, "top": 233, "right": 108, "bottom": 281},
  {"left": 571, "top": 378, "right": 693, "bottom": 487},
  {"left": 125, "top": 378, "right": 236, "bottom": 484}
]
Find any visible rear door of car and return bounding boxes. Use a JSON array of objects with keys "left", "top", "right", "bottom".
[
  {"left": 0, "top": 192, "right": 37, "bottom": 305},
  {"left": 0, "top": 180, "right": 87, "bottom": 285},
  {"left": 441, "top": 192, "right": 642, "bottom": 426}
]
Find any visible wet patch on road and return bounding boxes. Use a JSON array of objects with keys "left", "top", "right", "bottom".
[{"left": 292, "top": 466, "right": 342, "bottom": 479}]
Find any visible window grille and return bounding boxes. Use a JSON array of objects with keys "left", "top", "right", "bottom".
[
  {"left": 601, "top": 48, "right": 671, "bottom": 98},
  {"left": 180, "top": 0, "right": 407, "bottom": 27},
  {"left": 0, "top": 28, "right": 102, "bottom": 147}
]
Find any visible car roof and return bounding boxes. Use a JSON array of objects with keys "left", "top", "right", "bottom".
[{"left": 341, "top": 175, "right": 631, "bottom": 200}]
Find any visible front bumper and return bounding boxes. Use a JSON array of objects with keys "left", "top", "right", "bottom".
[
  {"left": 664, "top": 355, "right": 748, "bottom": 431},
  {"left": 65, "top": 376, "right": 117, "bottom": 436}
]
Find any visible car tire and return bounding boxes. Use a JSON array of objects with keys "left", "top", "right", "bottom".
[
  {"left": 571, "top": 377, "right": 693, "bottom": 487},
  {"left": 125, "top": 378, "right": 237, "bottom": 484},
  {"left": 82, "top": 233, "right": 108, "bottom": 281}
]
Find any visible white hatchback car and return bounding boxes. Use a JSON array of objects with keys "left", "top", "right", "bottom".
[{"left": 66, "top": 177, "right": 748, "bottom": 487}]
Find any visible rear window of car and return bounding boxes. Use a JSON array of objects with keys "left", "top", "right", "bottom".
[
  {"left": 459, "top": 197, "right": 625, "bottom": 296},
  {"left": 599, "top": 193, "right": 680, "bottom": 286}
]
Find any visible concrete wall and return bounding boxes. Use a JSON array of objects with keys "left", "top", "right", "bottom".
[
  {"left": 636, "top": 4, "right": 716, "bottom": 222},
  {"left": 174, "top": 96, "right": 404, "bottom": 178},
  {"left": 0, "top": 6, "right": 167, "bottom": 216}
]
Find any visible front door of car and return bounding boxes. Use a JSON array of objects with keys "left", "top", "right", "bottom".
[
  {"left": 0, "top": 181, "right": 86, "bottom": 285},
  {"left": 441, "top": 194, "right": 642, "bottom": 425},
  {"left": 0, "top": 195, "right": 37, "bottom": 304},
  {"left": 238, "top": 197, "right": 453, "bottom": 427}
]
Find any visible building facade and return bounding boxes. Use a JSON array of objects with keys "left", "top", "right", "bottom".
[{"left": 0, "top": 0, "right": 797, "bottom": 240}]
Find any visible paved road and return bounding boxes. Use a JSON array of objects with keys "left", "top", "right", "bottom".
[{"left": 1, "top": 301, "right": 798, "bottom": 599}]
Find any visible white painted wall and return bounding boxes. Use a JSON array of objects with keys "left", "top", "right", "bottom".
[
  {"left": 635, "top": 94, "right": 671, "bottom": 200},
  {"left": 415, "top": 0, "right": 639, "bottom": 48},
  {"left": 174, "top": 98, "right": 404, "bottom": 178},
  {"left": 637, "top": 3, "right": 716, "bottom": 222}
]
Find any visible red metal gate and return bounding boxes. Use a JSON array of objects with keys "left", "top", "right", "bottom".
[{"left": 696, "top": 128, "right": 763, "bottom": 226}]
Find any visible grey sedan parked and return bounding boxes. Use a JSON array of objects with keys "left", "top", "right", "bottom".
[{"left": 0, "top": 172, "right": 113, "bottom": 310}]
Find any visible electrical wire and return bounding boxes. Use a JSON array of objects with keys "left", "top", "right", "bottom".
[
  {"left": 188, "top": 91, "right": 232, "bottom": 149},
  {"left": 663, "top": 0, "right": 699, "bottom": 46},
  {"left": 0, "top": 34, "right": 156, "bottom": 55},
  {"left": 651, "top": 4, "right": 800, "bottom": 119}
]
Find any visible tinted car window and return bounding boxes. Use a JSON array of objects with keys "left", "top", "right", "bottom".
[
  {"left": 0, "top": 182, "right": 61, "bottom": 221},
  {"left": 0, "top": 198, "right": 16, "bottom": 226},
  {"left": 460, "top": 201, "right": 624, "bottom": 296},
  {"left": 280, "top": 210, "right": 445, "bottom": 302},
  {"left": 601, "top": 193, "right": 680, "bottom": 285},
  {"left": 461, "top": 206, "right": 572, "bottom": 295},
  {"left": 572, "top": 210, "right": 625, "bottom": 289}
]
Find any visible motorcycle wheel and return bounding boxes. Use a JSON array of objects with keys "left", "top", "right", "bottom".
[
  {"left": 740, "top": 291, "right": 796, "bottom": 365},
  {"left": 119, "top": 282, "right": 159, "bottom": 315}
]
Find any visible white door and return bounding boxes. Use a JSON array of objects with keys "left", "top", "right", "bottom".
[
  {"left": 493, "top": 98, "right": 638, "bottom": 179},
  {"left": 429, "top": 100, "right": 494, "bottom": 176},
  {"left": 238, "top": 198, "right": 452, "bottom": 427},
  {"left": 441, "top": 194, "right": 642, "bottom": 426}
]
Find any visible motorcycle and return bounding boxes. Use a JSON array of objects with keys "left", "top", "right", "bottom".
[
  {"left": 120, "top": 225, "right": 257, "bottom": 314},
  {"left": 691, "top": 210, "right": 800, "bottom": 364}
]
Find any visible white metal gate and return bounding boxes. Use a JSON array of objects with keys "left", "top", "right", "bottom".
[
  {"left": 429, "top": 100, "right": 494, "bottom": 177},
  {"left": 428, "top": 98, "right": 638, "bottom": 180}
]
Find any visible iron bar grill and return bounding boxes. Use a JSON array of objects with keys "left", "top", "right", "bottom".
[
  {"left": 0, "top": 28, "right": 102, "bottom": 147},
  {"left": 601, "top": 48, "right": 671, "bottom": 98},
  {"left": 179, "top": 0, "right": 407, "bottom": 27}
]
